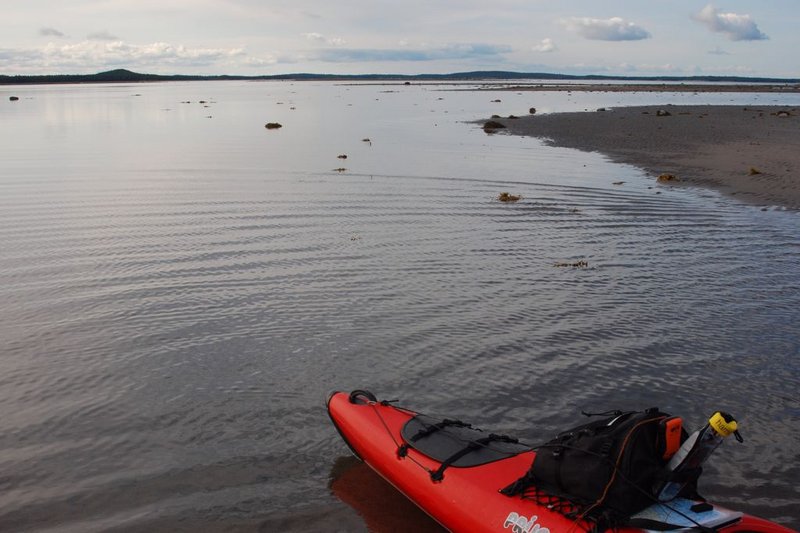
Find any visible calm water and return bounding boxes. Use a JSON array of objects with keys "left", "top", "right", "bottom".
[{"left": 1, "top": 81, "right": 798, "bottom": 532}]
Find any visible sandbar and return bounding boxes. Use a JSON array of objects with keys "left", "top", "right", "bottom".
[
  {"left": 474, "top": 83, "right": 799, "bottom": 94},
  {"left": 486, "top": 105, "right": 800, "bottom": 209}
]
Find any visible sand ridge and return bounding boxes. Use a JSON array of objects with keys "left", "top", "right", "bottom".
[
  {"left": 488, "top": 105, "right": 800, "bottom": 209},
  {"left": 474, "top": 84, "right": 800, "bottom": 94}
]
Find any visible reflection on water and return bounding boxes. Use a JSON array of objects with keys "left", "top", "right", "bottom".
[
  {"left": 0, "top": 81, "right": 798, "bottom": 532},
  {"left": 329, "top": 456, "right": 444, "bottom": 533}
]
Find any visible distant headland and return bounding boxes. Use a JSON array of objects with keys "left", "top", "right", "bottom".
[{"left": 1, "top": 68, "right": 798, "bottom": 85}]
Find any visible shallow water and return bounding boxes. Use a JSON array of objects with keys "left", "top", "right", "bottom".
[{"left": 0, "top": 81, "right": 798, "bottom": 532}]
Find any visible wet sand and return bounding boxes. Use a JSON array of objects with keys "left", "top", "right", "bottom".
[{"left": 486, "top": 105, "right": 800, "bottom": 209}]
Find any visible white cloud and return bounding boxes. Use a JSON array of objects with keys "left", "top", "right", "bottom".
[
  {"left": 562, "top": 17, "right": 650, "bottom": 41},
  {"left": 135, "top": 42, "right": 246, "bottom": 63},
  {"left": 0, "top": 40, "right": 249, "bottom": 72},
  {"left": 39, "top": 27, "right": 66, "bottom": 38},
  {"left": 693, "top": 5, "right": 767, "bottom": 41},
  {"left": 532, "top": 38, "right": 556, "bottom": 53},
  {"left": 302, "top": 32, "right": 346, "bottom": 46},
  {"left": 303, "top": 32, "right": 326, "bottom": 42}
]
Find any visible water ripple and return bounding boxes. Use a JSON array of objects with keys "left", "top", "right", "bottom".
[{"left": 2, "top": 85, "right": 799, "bottom": 531}]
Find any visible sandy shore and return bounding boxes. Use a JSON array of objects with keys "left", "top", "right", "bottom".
[
  {"left": 475, "top": 83, "right": 800, "bottom": 93},
  {"left": 485, "top": 105, "right": 800, "bottom": 209}
]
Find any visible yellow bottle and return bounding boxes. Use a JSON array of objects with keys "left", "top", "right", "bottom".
[{"left": 658, "top": 411, "right": 742, "bottom": 502}]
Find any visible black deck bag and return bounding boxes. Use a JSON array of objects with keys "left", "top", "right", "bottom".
[{"left": 502, "top": 408, "right": 688, "bottom": 527}]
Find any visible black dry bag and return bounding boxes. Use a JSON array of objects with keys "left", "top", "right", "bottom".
[{"left": 502, "top": 408, "right": 685, "bottom": 524}]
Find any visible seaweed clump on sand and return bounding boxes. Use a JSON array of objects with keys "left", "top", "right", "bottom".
[
  {"left": 554, "top": 260, "right": 589, "bottom": 268},
  {"left": 657, "top": 173, "right": 680, "bottom": 183},
  {"left": 483, "top": 120, "right": 506, "bottom": 133},
  {"left": 498, "top": 192, "right": 521, "bottom": 202}
]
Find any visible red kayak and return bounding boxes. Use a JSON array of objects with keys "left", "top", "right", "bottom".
[{"left": 327, "top": 390, "right": 795, "bottom": 533}]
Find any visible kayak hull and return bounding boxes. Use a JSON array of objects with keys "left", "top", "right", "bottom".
[{"left": 327, "top": 390, "right": 795, "bottom": 533}]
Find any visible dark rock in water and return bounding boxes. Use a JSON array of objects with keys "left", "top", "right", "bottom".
[
  {"left": 265, "top": 122, "right": 283, "bottom": 129},
  {"left": 597, "top": 108, "right": 606, "bottom": 112},
  {"left": 508, "top": 115, "right": 519, "bottom": 119},
  {"left": 529, "top": 107, "right": 536, "bottom": 114},
  {"left": 491, "top": 99, "right": 502, "bottom": 103},
  {"left": 9, "top": 96, "right": 19, "bottom": 101},
  {"left": 491, "top": 114, "right": 501, "bottom": 119},
  {"left": 337, "top": 154, "right": 348, "bottom": 159},
  {"left": 656, "top": 109, "right": 672, "bottom": 117},
  {"left": 404, "top": 81, "right": 411, "bottom": 85},
  {"left": 483, "top": 120, "right": 506, "bottom": 132}
]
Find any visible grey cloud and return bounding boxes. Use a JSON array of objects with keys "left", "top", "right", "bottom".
[
  {"left": 0, "top": 47, "right": 42, "bottom": 64},
  {"left": 39, "top": 27, "right": 66, "bottom": 38},
  {"left": 693, "top": 5, "right": 767, "bottom": 41},
  {"left": 315, "top": 43, "right": 511, "bottom": 62},
  {"left": 563, "top": 17, "right": 650, "bottom": 41}
]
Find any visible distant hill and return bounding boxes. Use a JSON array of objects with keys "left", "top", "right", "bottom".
[{"left": 1, "top": 68, "right": 798, "bottom": 85}]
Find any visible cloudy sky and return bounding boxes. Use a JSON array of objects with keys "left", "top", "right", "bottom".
[{"left": 2, "top": 1, "right": 797, "bottom": 77}]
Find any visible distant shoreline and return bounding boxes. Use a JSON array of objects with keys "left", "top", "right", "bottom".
[
  {"left": 484, "top": 105, "right": 800, "bottom": 210},
  {"left": 2, "top": 68, "right": 799, "bottom": 86}
]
